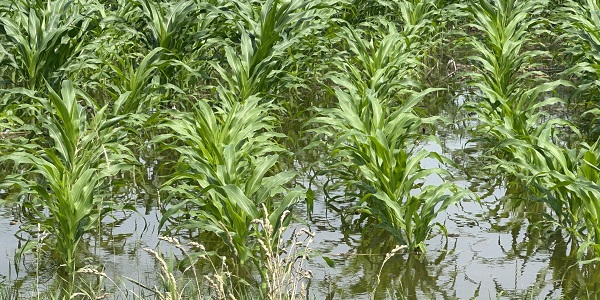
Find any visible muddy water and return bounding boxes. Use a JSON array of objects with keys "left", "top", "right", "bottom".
[{"left": 0, "top": 103, "right": 599, "bottom": 298}]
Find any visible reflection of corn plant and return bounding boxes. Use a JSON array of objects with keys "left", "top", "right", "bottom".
[
  {"left": 1, "top": 81, "right": 134, "bottom": 274},
  {"left": 158, "top": 93, "right": 304, "bottom": 271}
]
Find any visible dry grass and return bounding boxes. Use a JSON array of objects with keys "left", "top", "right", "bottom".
[
  {"left": 253, "top": 205, "right": 314, "bottom": 300},
  {"left": 128, "top": 207, "right": 314, "bottom": 300}
]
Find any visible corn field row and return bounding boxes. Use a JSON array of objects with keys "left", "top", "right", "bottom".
[{"left": 1, "top": 0, "right": 600, "bottom": 298}]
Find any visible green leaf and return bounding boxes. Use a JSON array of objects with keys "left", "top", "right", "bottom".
[
  {"left": 222, "top": 184, "right": 259, "bottom": 219},
  {"left": 322, "top": 256, "right": 335, "bottom": 268}
]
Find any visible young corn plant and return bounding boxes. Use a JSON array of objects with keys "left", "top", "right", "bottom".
[
  {"left": 0, "top": 80, "right": 134, "bottom": 275},
  {"left": 398, "top": 0, "right": 462, "bottom": 87},
  {"left": 334, "top": 23, "right": 420, "bottom": 100},
  {"left": 158, "top": 92, "right": 304, "bottom": 276},
  {"left": 135, "top": 0, "right": 217, "bottom": 90},
  {"left": 137, "top": 0, "right": 201, "bottom": 53},
  {"left": 212, "top": 0, "right": 322, "bottom": 101},
  {"left": 312, "top": 16, "right": 471, "bottom": 252},
  {"left": 335, "top": 0, "right": 395, "bottom": 25},
  {"left": 104, "top": 47, "right": 165, "bottom": 116},
  {"left": 317, "top": 21, "right": 468, "bottom": 250},
  {"left": 560, "top": 0, "right": 600, "bottom": 87},
  {"left": 498, "top": 137, "right": 600, "bottom": 255},
  {"left": 85, "top": 0, "right": 212, "bottom": 113},
  {"left": 0, "top": 0, "right": 99, "bottom": 91},
  {"left": 397, "top": 0, "right": 440, "bottom": 43},
  {"left": 0, "top": 0, "right": 100, "bottom": 134},
  {"left": 462, "top": 0, "right": 600, "bottom": 257},
  {"left": 372, "top": 0, "right": 443, "bottom": 58},
  {"left": 333, "top": 1, "right": 449, "bottom": 103},
  {"left": 316, "top": 78, "right": 469, "bottom": 252},
  {"left": 560, "top": 0, "right": 600, "bottom": 139},
  {"left": 463, "top": 0, "right": 574, "bottom": 166}
]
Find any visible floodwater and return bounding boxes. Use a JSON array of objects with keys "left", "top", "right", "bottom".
[
  {"left": 298, "top": 132, "right": 566, "bottom": 300},
  {"left": 1, "top": 95, "right": 599, "bottom": 299}
]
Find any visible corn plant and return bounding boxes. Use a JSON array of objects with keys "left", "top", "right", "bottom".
[
  {"left": 378, "top": 0, "right": 445, "bottom": 56},
  {"left": 333, "top": 0, "right": 452, "bottom": 100},
  {"left": 335, "top": 24, "right": 420, "bottom": 100},
  {"left": 316, "top": 21, "right": 469, "bottom": 250},
  {"left": 397, "top": 0, "right": 439, "bottom": 39},
  {"left": 316, "top": 76, "right": 469, "bottom": 252},
  {"left": 336, "top": 0, "right": 395, "bottom": 25},
  {"left": 157, "top": 92, "right": 304, "bottom": 275},
  {"left": 104, "top": 47, "right": 165, "bottom": 115},
  {"left": 135, "top": 0, "right": 218, "bottom": 89},
  {"left": 0, "top": 80, "right": 134, "bottom": 275},
  {"left": 137, "top": 0, "right": 199, "bottom": 53},
  {"left": 309, "top": 14, "right": 473, "bottom": 251},
  {"left": 463, "top": 0, "right": 577, "bottom": 173},
  {"left": 0, "top": 0, "right": 98, "bottom": 91},
  {"left": 461, "top": 0, "right": 600, "bottom": 255},
  {"left": 560, "top": 0, "right": 600, "bottom": 88},
  {"left": 212, "top": 0, "right": 322, "bottom": 101},
  {"left": 496, "top": 136, "right": 600, "bottom": 255},
  {"left": 560, "top": 0, "right": 600, "bottom": 139},
  {"left": 81, "top": 0, "right": 215, "bottom": 114}
]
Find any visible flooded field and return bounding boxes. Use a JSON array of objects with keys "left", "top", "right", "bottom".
[
  {"left": 2, "top": 115, "right": 598, "bottom": 299},
  {"left": 2, "top": 0, "right": 600, "bottom": 298}
]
